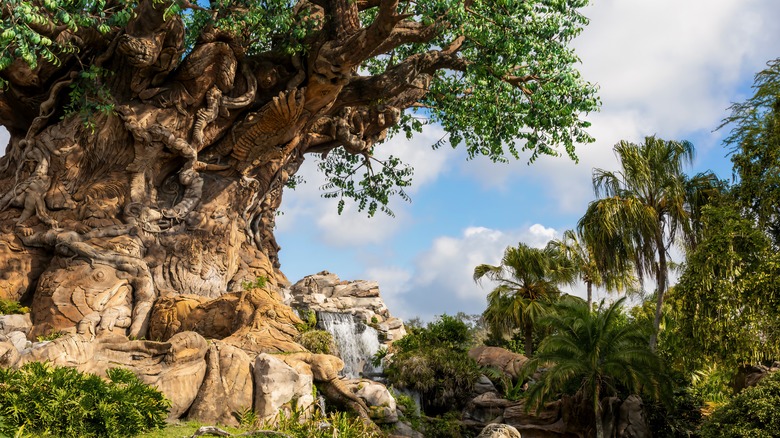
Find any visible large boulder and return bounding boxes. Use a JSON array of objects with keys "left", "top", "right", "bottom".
[
  {"left": 477, "top": 424, "right": 522, "bottom": 438},
  {"left": 344, "top": 378, "right": 398, "bottom": 423},
  {"left": 464, "top": 392, "right": 513, "bottom": 425},
  {"left": 616, "top": 395, "right": 650, "bottom": 438},
  {"left": 0, "top": 313, "right": 32, "bottom": 336},
  {"left": 187, "top": 342, "right": 254, "bottom": 426},
  {"left": 253, "top": 353, "right": 315, "bottom": 423},
  {"left": 733, "top": 363, "right": 780, "bottom": 391}
]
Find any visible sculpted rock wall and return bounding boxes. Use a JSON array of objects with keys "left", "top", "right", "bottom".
[{"left": 0, "top": 279, "right": 404, "bottom": 429}]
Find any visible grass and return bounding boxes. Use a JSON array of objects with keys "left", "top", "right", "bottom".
[{"left": 137, "top": 421, "right": 246, "bottom": 438}]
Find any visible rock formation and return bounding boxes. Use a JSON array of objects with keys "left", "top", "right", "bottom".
[{"left": 286, "top": 271, "right": 407, "bottom": 343}]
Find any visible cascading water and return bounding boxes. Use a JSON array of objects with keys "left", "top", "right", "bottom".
[{"left": 317, "top": 311, "right": 382, "bottom": 378}]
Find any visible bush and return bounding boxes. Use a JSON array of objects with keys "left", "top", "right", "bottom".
[
  {"left": 0, "top": 363, "right": 169, "bottom": 437},
  {"left": 386, "top": 315, "right": 480, "bottom": 415},
  {"left": 700, "top": 371, "right": 780, "bottom": 438},
  {"left": 393, "top": 314, "right": 473, "bottom": 354},
  {"left": 0, "top": 299, "right": 29, "bottom": 315},
  {"left": 296, "top": 330, "right": 334, "bottom": 354},
  {"left": 294, "top": 309, "right": 318, "bottom": 333},
  {"left": 423, "top": 411, "right": 467, "bottom": 438}
]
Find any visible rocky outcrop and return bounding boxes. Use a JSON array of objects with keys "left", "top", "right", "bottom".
[
  {"left": 0, "top": 313, "right": 32, "bottom": 336},
  {"left": 734, "top": 362, "right": 780, "bottom": 391},
  {"left": 469, "top": 346, "right": 528, "bottom": 381},
  {"left": 1, "top": 329, "right": 209, "bottom": 419},
  {"left": 286, "top": 271, "right": 407, "bottom": 342},
  {"left": 345, "top": 378, "right": 398, "bottom": 423},
  {"left": 187, "top": 342, "right": 255, "bottom": 426},
  {"left": 463, "top": 392, "right": 650, "bottom": 438},
  {"left": 0, "top": 282, "right": 404, "bottom": 429}
]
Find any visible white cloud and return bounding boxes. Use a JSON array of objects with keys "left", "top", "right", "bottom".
[{"left": 362, "top": 224, "right": 561, "bottom": 321}]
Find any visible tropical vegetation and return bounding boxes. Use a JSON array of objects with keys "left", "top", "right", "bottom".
[
  {"left": 546, "top": 229, "right": 637, "bottom": 308},
  {"left": 577, "top": 136, "right": 718, "bottom": 351},
  {"left": 0, "top": 363, "right": 169, "bottom": 438},
  {"left": 473, "top": 242, "right": 575, "bottom": 355},
  {"left": 384, "top": 315, "right": 481, "bottom": 417},
  {"left": 523, "top": 297, "right": 666, "bottom": 438}
]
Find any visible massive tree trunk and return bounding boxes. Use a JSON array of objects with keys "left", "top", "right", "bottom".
[{"left": 0, "top": 0, "right": 431, "bottom": 340}]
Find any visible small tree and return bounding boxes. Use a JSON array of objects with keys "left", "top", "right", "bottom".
[
  {"left": 523, "top": 297, "right": 666, "bottom": 438},
  {"left": 578, "top": 136, "right": 714, "bottom": 350},
  {"left": 474, "top": 243, "right": 575, "bottom": 356},
  {"left": 385, "top": 315, "right": 480, "bottom": 416}
]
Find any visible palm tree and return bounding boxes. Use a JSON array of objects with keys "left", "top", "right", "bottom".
[
  {"left": 474, "top": 243, "right": 575, "bottom": 356},
  {"left": 578, "top": 136, "right": 704, "bottom": 350},
  {"left": 546, "top": 229, "right": 637, "bottom": 309},
  {"left": 524, "top": 297, "right": 665, "bottom": 438}
]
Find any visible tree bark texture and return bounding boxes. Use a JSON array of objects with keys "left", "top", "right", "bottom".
[{"left": 0, "top": 0, "right": 437, "bottom": 340}]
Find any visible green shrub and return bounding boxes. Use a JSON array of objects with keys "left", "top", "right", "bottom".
[
  {"left": 295, "top": 309, "right": 318, "bottom": 333},
  {"left": 387, "top": 315, "right": 480, "bottom": 415},
  {"left": 700, "top": 371, "right": 780, "bottom": 438},
  {"left": 423, "top": 411, "right": 466, "bottom": 438},
  {"left": 0, "top": 363, "right": 169, "bottom": 437},
  {"left": 0, "top": 299, "right": 29, "bottom": 315},
  {"left": 296, "top": 330, "right": 334, "bottom": 354},
  {"left": 371, "top": 347, "right": 388, "bottom": 368},
  {"left": 241, "top": 276, "right": 267, "bottom": 290},
  {"left": 394, "top": 314, "right": 473, "bottom": 354},
  {"left": 36, "top": 331, "right": 65, "bottom": 342}
]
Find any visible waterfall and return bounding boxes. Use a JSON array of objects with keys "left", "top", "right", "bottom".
[{"left": 317, "top": 311, "right": 382, "bottom": 379}]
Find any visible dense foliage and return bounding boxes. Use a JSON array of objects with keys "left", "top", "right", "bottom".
[
  {"left": 700, "top": 371, "right": 780, "bottom": 438},
  {"left": 546, "top": 229, "right": 637, "bottom": 308},
  {"left": 721, "top": 58, "right": 780, "bottom": 245},
  {"left": 385, "top": 315, "right": 480, "bottom": 415},
  {"left": 578, "top": 136, "right": 720, "bottom": 350},
  {"left": 0, "top": 363, "right": 169, "bottom": 438},
  {"left": 672, "top": 201, "right": 780, "bottom": 368},
  {"left": 0, "top": 299, "right": 28, "bottom": 315},
  {"left": 296, "top": 329, "right": 335, "bottom": 355}
]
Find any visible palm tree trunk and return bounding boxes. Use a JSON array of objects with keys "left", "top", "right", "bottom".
[
  {"left": 595, "top": 407, "right": 604, "bottom": 438},
  {"left": 524, "top": 320, "right": 534, "bottom": 356},
  {"left": 649, "top": 229, "right": 667, "bottom": 351},
  {"left": 586, "top": 281, "right": 593, "bottom": 310},
  {"left": 594, "top": 388, "right": 604, "bottom": 438}
]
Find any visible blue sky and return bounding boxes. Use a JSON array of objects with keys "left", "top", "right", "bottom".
[{"left": 2, "top": 0, "right": 779, "bottom": 322}]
